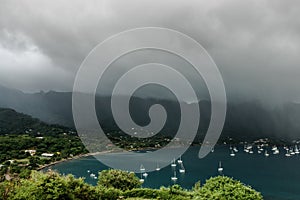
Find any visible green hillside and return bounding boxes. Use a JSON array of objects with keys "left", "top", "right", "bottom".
[
  {"left": 0, "top": 108, "right": 87, "bottom": 179},
  {"left": 0, "top": 108, "right": 74, "bottom": 136}
]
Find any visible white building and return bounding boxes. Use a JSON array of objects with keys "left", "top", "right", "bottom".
[
  {"left": 25, "top": 149, "right": 36, "bottom": 156},
  {"left": 41, "top": 153, "right": 54, "bottom": 157}
]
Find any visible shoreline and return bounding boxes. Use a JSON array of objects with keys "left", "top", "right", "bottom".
[
  {"left": 37, "top": 144, "right": 218, "bottom": 171},
  {"left": 37, "top": 150, "right": 113, "bottom": 171},
  {"left": 37, "top": 142, "right": 285, "bottom": 171},
  {"left": 37, "top": 146, "right": 184, "bottom": 171}
]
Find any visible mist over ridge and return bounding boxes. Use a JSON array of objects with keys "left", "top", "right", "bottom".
[{"left": 1, "top": 84, "right": 300, "bottom": 141}]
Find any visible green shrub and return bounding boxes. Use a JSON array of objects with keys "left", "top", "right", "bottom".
[
  {"left": 123, "top": 188, "right": 159, "bottom": 198},
  {"left": 10, "top": 171, "right": 98, "bottom": 200},
  {"left": 195, "top": 176, "right": 263, "bottom": 200},
  {"left": 97, "top": 169, "right": 141, "bottom": 191},
  {"left": 18, "top": 168, "right": 31, "bottom": 179},
  {"left": 123, "top": 187, "right": 192, "bottom": 200},
  {"left": 96, "top": 186, "right": 122, "bottom": 200},
  {"left": 0, "top": 181, "right": 14, "bottom": 200}
]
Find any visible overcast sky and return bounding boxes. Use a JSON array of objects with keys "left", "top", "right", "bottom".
[{"left": 0, "top": 0, "right": 300, "bottom": 104}]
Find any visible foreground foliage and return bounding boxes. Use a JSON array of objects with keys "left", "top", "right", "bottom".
[
  {"left": 0, "top": 169, "right": 263, "bottom": 200},
  {"left": 195, "top": 176, "right": 263, "bottom": 199},
  {"left": 98, "top": 169, "right": 141, "bottom": 191}
]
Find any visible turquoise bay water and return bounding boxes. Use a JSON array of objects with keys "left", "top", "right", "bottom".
[{"left": 45, "top": 146, "right": 300, "bottom": 200}]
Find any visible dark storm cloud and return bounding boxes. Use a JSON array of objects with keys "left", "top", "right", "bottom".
[{"left": 0, "top": 0, "right": 299, "bottom": 103}]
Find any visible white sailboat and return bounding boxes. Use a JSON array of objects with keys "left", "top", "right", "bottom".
[
  {"left": 177, "top": 156, "right": 183, "bottom": 164},
  {"left": 139, "top": 173, "right": 145, "bottom": 183},
  {"left": 272, "top": 145, "right": 279, "bottom": 155},
  {"left": 230, "top": 150, "right": 235, "bottom": 157},
  {"left": 273, "top": 149, "right": 279, "bottom": 154},
  {"left": 258, "top": 150, "right": 262, "bottom": 154},
  {"left": 139, "top": 164, "right": 146, "bottom": 182},
  {"left": 264, "top": 150, "right": 270, "bottom": 157},
  {"left": 233, "top": 147, "right": 238, "bottom": 153},
  {"left": 140, "top": 164, "right": 145, "bottom": 172},
  {"left": 179, "top": 163, "right": 185, "bottom": 173},
  {"left": 142, "top": 172, "right": 148, "bottom": 178},
  {"left": 285, "top": 149, "right": 291, "bottom": 157},
  {"left": 271, "top": 146, "right": 278, "bottom": 151},
  {"left": 295, "top": 145, "right": 299, "bottom": 154},
  {"left": 244, "top": 147, "right": 249, "bottom": 153},
  {"left": 218, "top": 161, "right": 223, "bottom": 173},
  {"left": 244, "top": 145, "right": 253, "bottom": 153},
  {"left": 156, "top": 163, "right": 161, "bottom": 171},
  {"left": 171, "top": 171, "right": 178, "bottom": 181},
  {"left": 90, "top": 173, "right": 96, "bottom": 178},
  {"left": 171, "top": 159, "right": 176, "bottom": 167}
]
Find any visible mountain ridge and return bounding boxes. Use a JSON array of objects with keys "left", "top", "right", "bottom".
[
  {"left": 0, "top": 107, "right": 73, "bottom": 136},
  {"left": 1, "top": 85, "right": 300, "bottom": 141}
]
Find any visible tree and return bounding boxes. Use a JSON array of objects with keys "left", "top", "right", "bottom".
[
  {"left": 97, "top": 169, "right": 141, "bottom": 191},
  {"left": 10, "top": 171, "right": 98, "bottom": 200},
  {"left": 195, "top": 176, "right": 263, "bottom": 200}
]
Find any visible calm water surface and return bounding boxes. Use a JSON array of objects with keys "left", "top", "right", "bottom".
[{"left": 45, "top": 146, "right": 300, "bottom": 200}]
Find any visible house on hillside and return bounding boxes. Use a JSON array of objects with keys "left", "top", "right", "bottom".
[
  {"left": 41, "top": 153, "right": 54, "bottom": 157},
  {"left": 25, "top": 149, "right": 36, "bottom": 156}
]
